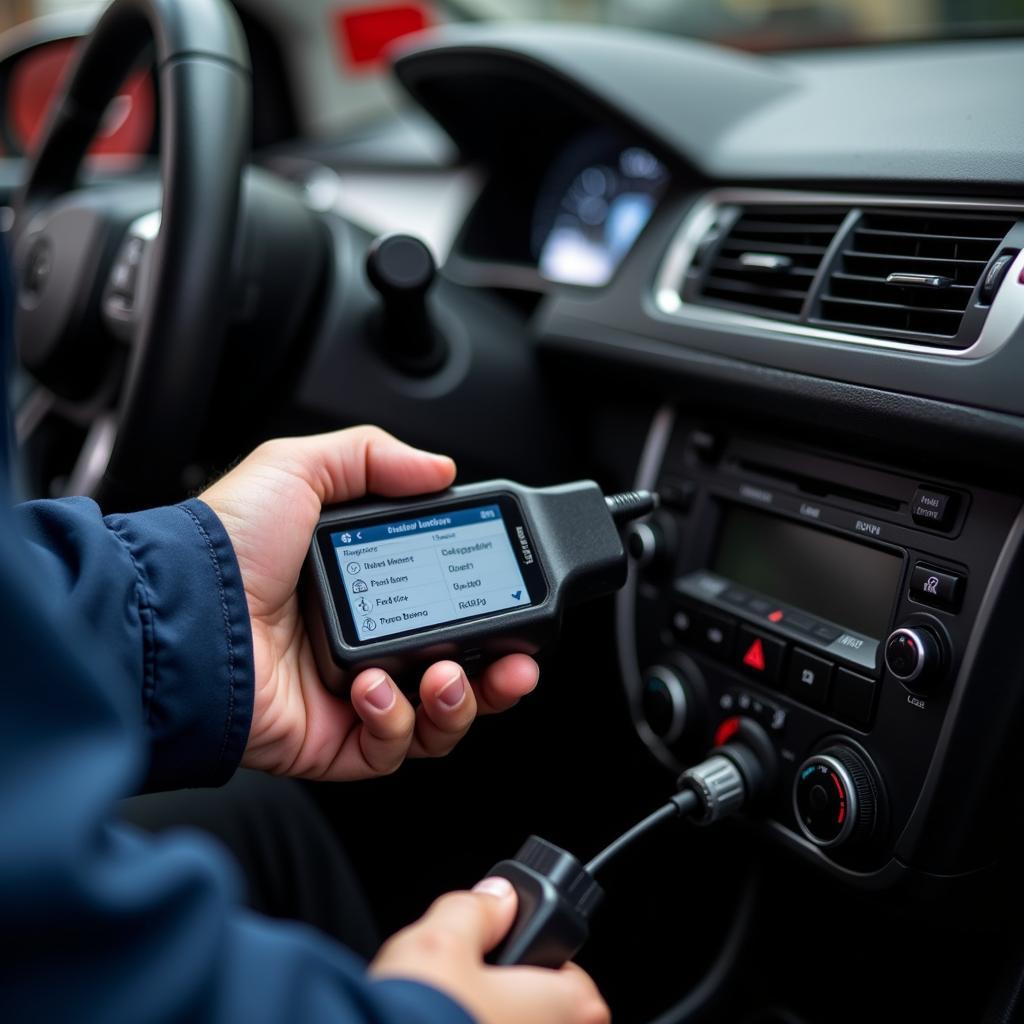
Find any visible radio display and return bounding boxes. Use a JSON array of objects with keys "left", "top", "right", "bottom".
[{"left": 712, "top": 505, "right": 903, "bottom": 639}]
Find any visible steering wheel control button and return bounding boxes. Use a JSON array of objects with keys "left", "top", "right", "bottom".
[
  {"left": 909, "top": 563, "right": 964, "bottom": 611},
  {"left": 641, "top": 666, "right": 688, "bottom": 745},
  {"left": 695, "top": 610, "right": 736, "bottom": 657},
  {"left": 793, "top": 747, "right": 878, "bottom": 849},
  {"left": 736, "top": 626, "right": 785, "bottom": 686},
  {"left": 911, "top": 486, "right": 957, "bottom": 530},
  {"left": 21, "top": 237, "right": 53, "bottom": 304},
  {"left": 884, "top": 625, "right": 944, "bottom": 690},
  {"left": 830, "top": 669, "right": 877, "bottom": 727},
  {"left": 786, "top": 648, "right": 834, "bottom": 710}
]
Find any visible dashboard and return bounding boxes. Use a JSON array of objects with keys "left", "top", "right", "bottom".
[
  {"left": 395, "top": 28, "right": 1024, "bottom": 418},
  {"left": 376, "top": 24, "right": 1024, "bottom": 896}
]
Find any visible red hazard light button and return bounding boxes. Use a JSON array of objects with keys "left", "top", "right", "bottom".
[
  {"left": 736, "top": 626, "right": 786, "bottom": 685},
  {"left": 743, "top": 637, "right": 766, "bottom": 671}
]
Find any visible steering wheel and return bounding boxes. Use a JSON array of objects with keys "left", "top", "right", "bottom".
[{"left": 12, "top": 0, "right": 250, "bottom": 508}]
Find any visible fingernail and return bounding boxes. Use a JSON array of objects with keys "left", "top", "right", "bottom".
[
  {"left": 437, "top": 671, "right": 466, "bottom": 708},
  {"left": 473, "top": 877, "right": 514, "bottom": 899},
  {"left": 364, "top": 672, "right": 395, "bottom": 712}
]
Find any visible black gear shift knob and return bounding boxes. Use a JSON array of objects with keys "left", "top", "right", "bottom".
[
  {"left": 365, "top": 234, "right": 445, "bottom": 372},
  {"left": 366, "top": 233, "right": 435, "bottom": 296}
]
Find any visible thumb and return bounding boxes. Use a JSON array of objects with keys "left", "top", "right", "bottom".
[
  {"left": 286, "top": 425, "right": 456, "bottom": 505},
  {"left": 470, "top": 877, "right": 520, "bottom": 953},
  {"left": 421, "top": 878, "right": 519, "bottom": 957}
]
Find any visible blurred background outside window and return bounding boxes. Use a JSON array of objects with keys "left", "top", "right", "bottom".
[{"left": 1, "top": 0, "right": 1021, "bottom": 143}]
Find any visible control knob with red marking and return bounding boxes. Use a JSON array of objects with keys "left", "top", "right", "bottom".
[
  {"left": 884, "top": 624, "right": 945, "bottom": 692},
  {"left": 793, "top": 745, "right": 880, "bottom": 849}
]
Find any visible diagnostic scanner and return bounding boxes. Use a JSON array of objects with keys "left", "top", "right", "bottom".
[{"left": 303, "top": 479, "right": 655, "bottom": 695}]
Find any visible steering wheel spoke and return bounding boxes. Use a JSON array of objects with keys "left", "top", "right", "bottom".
[{"left": 12, "top": 0, "right": 252, "bottom": 509}]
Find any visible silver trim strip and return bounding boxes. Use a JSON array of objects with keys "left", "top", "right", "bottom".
[{"left": 652, "top": 188, "right": 1024, "bottom": 360}]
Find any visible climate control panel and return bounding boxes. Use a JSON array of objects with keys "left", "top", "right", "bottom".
[{"left": 621, "top": 421, "right": 1022, "bottom": 883}]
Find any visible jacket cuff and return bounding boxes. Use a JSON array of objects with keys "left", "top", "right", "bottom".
[
  {"left": 105, "top": 497, "right": 254, "bottom": 791},
  {"left": 369, "top": 979, "right": 477, "bottom": 1024}
]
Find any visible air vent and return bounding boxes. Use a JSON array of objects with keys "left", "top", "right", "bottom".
[
  {"left": 696, "top": 207, "right": 848, "bottom": 318},
  {"left": 815, "top": 209, "right": 1016, "bottom": 343}
]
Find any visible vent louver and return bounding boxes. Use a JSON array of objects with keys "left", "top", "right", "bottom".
[
  {"left": 815, "top": 209, "right": 1015, "bottom": 342},
  {"left": 697, "top": 207, "right": 847, "bottom": 318}
]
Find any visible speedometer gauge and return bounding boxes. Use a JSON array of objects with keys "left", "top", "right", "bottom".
[{"left": 536, "top": 138, "right": 669, "bottom": 287}]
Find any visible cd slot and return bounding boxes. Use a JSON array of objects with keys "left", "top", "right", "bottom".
[{"left": 733, "top": 458, "right": 903, "bottom": 512}]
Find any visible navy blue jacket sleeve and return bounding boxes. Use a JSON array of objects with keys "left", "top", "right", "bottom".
[
  {"left": 0, "top": 493, "right": 474, "bottom": 1024},
  {"left": 14, "top": 496, "right": 253, "bottom": 791}
]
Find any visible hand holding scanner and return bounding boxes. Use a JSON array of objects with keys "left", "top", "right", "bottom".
[{"left": 303, "top": 479, "right": 654, "bottom": 694}]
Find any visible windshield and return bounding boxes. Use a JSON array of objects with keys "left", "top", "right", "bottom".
[
  {"left": 4, "top": 0, "right": 1021, "bottom": 144},
  {"left": 455, "top": 0, "right": 1024, "bottom": 50},
  {"left": 7, "top": 1, "right": 1024, "bottom": 52}
]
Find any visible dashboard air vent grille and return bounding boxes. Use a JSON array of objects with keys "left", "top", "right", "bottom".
[
  {"left": 697, "top": 207, "right": 847, "bottom": 318},
  {"left": 816, "top": 210, "right": 1015, "bottom": 340}
]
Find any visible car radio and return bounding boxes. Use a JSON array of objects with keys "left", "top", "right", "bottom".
[{"left": 622, "top": 418, "right": 1021, "bottom": 883}]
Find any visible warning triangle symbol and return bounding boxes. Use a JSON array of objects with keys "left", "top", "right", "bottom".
[{"left": 742, "top": 638, "right": 766, "bottom": 672}]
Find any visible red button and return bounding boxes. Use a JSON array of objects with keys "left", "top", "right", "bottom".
[
  {"left": 742, "top": 637, "right": 766, "bottom": 672},
  {"left": 714, "top": 716, "right": 742, "bottom": 747},
  {"left": 736, "top": 626, "right": 786, "bottom": 685}
]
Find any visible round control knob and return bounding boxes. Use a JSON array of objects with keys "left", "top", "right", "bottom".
[
  {"left": 884, "top": 625, "right": 944, "bottom": 690},
  {"left": 626, "top": 521, "right": 656, "bottom": 565},
  {"left": 641, "top": 665, "right": 689, "bottom": 745},
  {"left": 625, "top": 511, "right": 676, "bottom": 573},
  {"left": 793, "top": 746, "right": 879, "bottom": 849}
]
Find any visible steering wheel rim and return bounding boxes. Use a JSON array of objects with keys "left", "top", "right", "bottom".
[{"left": 13, "top": 0, "right": 251, "bottom": 507}]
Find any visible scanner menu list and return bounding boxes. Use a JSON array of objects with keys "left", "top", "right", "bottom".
[{"left": 333, "top": 504, "right": 531, "bottom": 642}]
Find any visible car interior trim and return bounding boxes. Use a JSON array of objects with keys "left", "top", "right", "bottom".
[
  {"left": 892, "top": 498, "right": 1024, "bottom": 862},
  {"left": 653, "top": 188, "right": 1024, "bottom": 360}
]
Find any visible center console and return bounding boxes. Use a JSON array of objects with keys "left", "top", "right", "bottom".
[{"left": 620, "top": 409, "right": 1024, "bottom": 885}]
